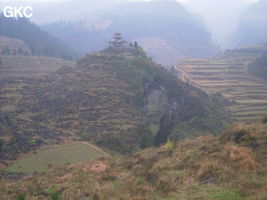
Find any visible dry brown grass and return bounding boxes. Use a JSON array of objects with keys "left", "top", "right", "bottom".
[
  {"left": 1, "top": 121, "right": 267, "bottom": 199},
  {"left": 197, "top": 161, "right": 222, "bottom": 180},
  {"left": 223, "top": 144, "right": 259, "bottom": 172}
]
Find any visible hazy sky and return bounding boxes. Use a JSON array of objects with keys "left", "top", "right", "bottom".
[
  {"left": 0, "top": 0, "right": 258, "bottom": 2},
  {"left": 182, "top": 0, "right": 258, "bottom": 47},
  {"left": 1, "top": 0, "right": 259, "bottom": 48}
]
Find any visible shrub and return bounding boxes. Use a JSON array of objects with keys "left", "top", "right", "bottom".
[
  {"left": 164, "top": 140, "right": 176, "bottom": 156},
  {"left": 262, "top": 116, "right": 267, "bottom": 124},
  {"left": 16, "top": 194, "right": 26, "bottom": 200},
  {"left": 135, "top": 177, "right": 146, "bottom": 186},
  {"left": 50, "top": 191, "right": 60, "bottom": 200},
  {"left": 209, "top": 188, "right": 244, "bottom": 200}
]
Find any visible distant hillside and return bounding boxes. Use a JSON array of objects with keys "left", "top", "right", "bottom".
[
  {"left": 0, "top": 15, "right": 77, "bottom": 60},
  {"left": 42, "top": 1, "right": 218, "bottom": 65},
  {"left": 42, "top": 20, "right": 106, "bottom": 57},
  {"left": 2, "top": 119, "right": 267, "bottom": 200},
  {"left": 233, "top": 0, "right": 267, "bottom": 47},
  {"left": 0, "top": 46, "right": 230, "bottom": 158},
  {"left": 248, "top": 53, "right": 267, "bottom": 80},
  {"left": 0, "top": 36, "right": 31, "bottom": 56},
  {"left": 177, "top": 43, "right": 267, "bottom": 122}
]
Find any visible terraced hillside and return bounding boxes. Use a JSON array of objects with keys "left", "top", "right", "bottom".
[
  {"left": 176, "top": 44, "right": 267, "bottom": 122},
  {"left": 0, "top": 46, "right": 230, "bottom": 158},
  {"left": 0, "top": 55, "right": 74, "bottom": 112},
  {"left": 0, "top": 54, "right": 74, "bottom": 160},
  {"left": 0, "top": 36, "right": 31, "bottom": 55}
]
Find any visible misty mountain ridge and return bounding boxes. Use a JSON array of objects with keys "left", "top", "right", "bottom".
[
  {"left": 2, "top": 0, "right": 265, "bottom": 51},
  {"left": 232, "top": 0, "right": 267, "bottom": 48},
  {"left": 183, "top": 0, "right": 253, "bottom": 49},
  {"left": 0, "top": 15, "right": 77, "bottom": 60},
  {"left": 42, "top": 1, "right": 218, "bottom": 66}
]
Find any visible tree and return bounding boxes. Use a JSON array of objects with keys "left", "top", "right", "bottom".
[
  {"left": 50, "top": 191, "right": 60, "bottom": 200},
  {"left": 16, "top": 194, "right": 26, "bottom": 200},
  {"left": 2, "top": 46, "right": 10, "bottom": 55},
  {"left": 134, "top": 41, "right": 138, "bottom": 48},
  {"left": 18, "top": 47, "right": 24, "bottom": 55},
  {"left": 24, "top": 51, "right": 30, "bottom": 56},
  {"left": 0, "top": 15, "right": 75, "bottom": 60}
]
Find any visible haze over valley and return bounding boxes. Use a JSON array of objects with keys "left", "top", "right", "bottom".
[{"left": 0, "top": 0, "right": 267, "bottom": 199}]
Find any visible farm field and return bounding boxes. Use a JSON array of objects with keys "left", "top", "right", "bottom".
[
  {"left": 5, "top": 143, "right": 105, "bottom": 173},
  {"left": 176, "top": 44, "right": 267, "bottom": 122}
]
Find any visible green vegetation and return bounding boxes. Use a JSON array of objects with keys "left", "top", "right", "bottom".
[
  {"left": 209, "top": 188, "right": 244, "bottom": 200},
  {"left": 16, "top": 194, "right": 26, "bottom": 200},
  {"left": 6, "top": 143, "right": 104, "bottom": 173},
  {"left": 262, "top": 116, "right": 267, "bottom": 123},
  {"left": 50, "top": 191, "right": 60, "bottom": 200}
]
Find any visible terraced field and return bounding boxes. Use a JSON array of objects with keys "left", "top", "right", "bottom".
[{"left": 176, "top": 44, "right": 267, "bottom": 122}]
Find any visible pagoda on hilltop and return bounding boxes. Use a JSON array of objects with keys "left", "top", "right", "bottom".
[{"left": 109, "top": 33, "right": 127, "bottom": 47}]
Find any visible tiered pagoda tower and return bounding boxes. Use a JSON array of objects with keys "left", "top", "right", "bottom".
[{"left": 109, "top": 33, "right": 127, "bottom": 47}]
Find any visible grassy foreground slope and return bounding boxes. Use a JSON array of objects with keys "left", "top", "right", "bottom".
[
  {"left": 1, "top": 119, "right": 267, "bottom": 200},
  {"left": 176, "top": 44, "right": 267, "bottom": 122}
]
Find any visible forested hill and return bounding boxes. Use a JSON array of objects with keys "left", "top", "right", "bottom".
[{"left": 0, "top": 15, "right": 77, "bottom": 60}]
